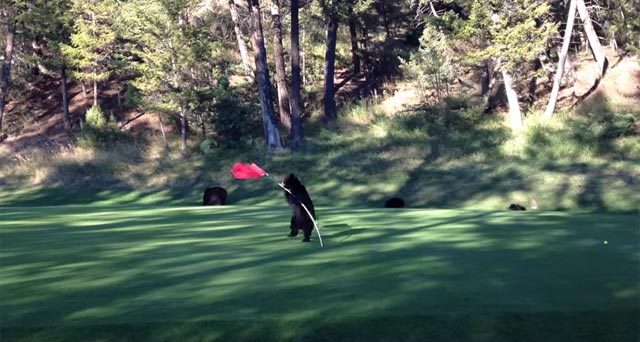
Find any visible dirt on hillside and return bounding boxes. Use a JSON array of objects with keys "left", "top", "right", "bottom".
[
  {"left": 0, "top": 77, "right": 160, "bottom": 154},
  {"left": 556, "top": 51, "right": 640, "bottom": 112}
]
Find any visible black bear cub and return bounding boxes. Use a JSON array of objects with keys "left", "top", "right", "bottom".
[
  {"left": 385, "top": 197, "right": 405, "bottom": 208},
  {"left": 507, "top": 203, "right": 526, "bottom": 211},
  {"left": 203, "top": 186, "right": 228, "bottom": 205},
  {"left": 281, "top": 174, "right": 315, "bottom": 242}
]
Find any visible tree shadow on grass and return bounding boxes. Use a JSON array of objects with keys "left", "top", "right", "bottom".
[{"left": 1, "top": 207, "right": 638, "bottom": 341}]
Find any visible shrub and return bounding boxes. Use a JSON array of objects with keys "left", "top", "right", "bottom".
[
  {"left": 77, "top": 105, "right": 133, "bottom": 149},
  {"left": 211, "top": 90, "right": 262, "bottom": 148},
  {"left": 399, "top": 26, "right": 451, "bottom": 100},
  {"left": 85, "top": 104, "right": 107, "bottom": 128},
  {"left": 76, "top": 126, "right": 134, "bottom": 149}
]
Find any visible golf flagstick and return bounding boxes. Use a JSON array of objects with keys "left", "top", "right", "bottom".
[{"left": 278, "top": 183, "right": 324, "bottom": 247}]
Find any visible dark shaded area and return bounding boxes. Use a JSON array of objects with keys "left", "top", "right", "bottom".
[{"left": 2, "top": 310, "right": 637, "bottom": 342}]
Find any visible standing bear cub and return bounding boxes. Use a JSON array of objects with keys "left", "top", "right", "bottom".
[{"left": 281, "top": 174, "right": 316, "bottom": 242}]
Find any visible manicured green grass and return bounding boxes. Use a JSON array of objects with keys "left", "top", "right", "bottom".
[{"left": 1, "top": 205, "right": 638, "bottom": 341}]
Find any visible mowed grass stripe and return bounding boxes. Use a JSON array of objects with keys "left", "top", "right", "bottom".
[{"left": 0, "top": 206, "right": 638, "bottom": 341}]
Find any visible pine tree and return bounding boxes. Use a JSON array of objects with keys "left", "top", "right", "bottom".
[
  {"left": 454, "top": 0, "right": 556, "bottom": 129},
  {"left": 61, "top": 0, "right": 116, "bottom": 107},
  {"left": 118, "top": 0, "right": 222, "bottom": 152},
  {"left": 0, "top": 4, "right": 17, "bottom": 134},
  {"left": 23, "top": 0, "right": 74, "bottom": 133}
]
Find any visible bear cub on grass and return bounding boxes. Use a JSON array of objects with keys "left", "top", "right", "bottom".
[
  {"left": 203, "top": 186, "right": 228, "bottom": 205},
  {"left": 385, "top": 197, "right": 405, "bottom": 208},
  {"left": 281, "top": 174, "right": 315, "bottom": 242},
  {"left": 507, "top": 203, "right": 526, "bottom": 211}
]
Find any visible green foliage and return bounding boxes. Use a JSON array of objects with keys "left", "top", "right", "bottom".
[
  {"left": 395, "top": 97, "right": 487, "bottom": 138},
  {"left": 84, "top": 104, "right": 107, "bottom": 128},
  {"left": 523, "top": 111, "right": 639, "bottom": 159},
  {"left": 77, "top": 105, "right": 132, "bottom": 148},
  {"left": 123, "top": 85, "right": 144, "bottom": 108},
  {"left": 456, "top": 0, "right": 556, "bottom": 73},
  {"left": 597, "top": 0, "right": 640, "bottom": 54},
  {"left": 76, "top": 125, "right": 133, "bottom": 149},
  {"left": 400, "top": 26, "right": 451, "bottom": 99},
  {"left": 199, "top": 138, "right": 215, "bottom": 153},
  {"left": 61, "top": 0, "right": 117, "bottom": 84},
  {"left": 210, "top": 85, "right": 262, "bottom": 149},
  {"left": 117, "top": 0, "right": 219, "bottom": 141}
]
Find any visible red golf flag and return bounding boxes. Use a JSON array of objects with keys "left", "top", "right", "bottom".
[{"left": 230, "top": 162, "right": 268, "bottom": 179}]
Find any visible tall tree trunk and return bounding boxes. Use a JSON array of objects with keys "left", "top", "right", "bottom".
[
  {"left": 81, "top": 81, "right": 88, "bottom": 100},
  {"left": 271, "top": 0, "right": 292, "bottom": 132},
  {"left": 576, "top": 0, "right": 608, "bottom": 76},
  {"left": 61, "top": 63, "right": 71, "bottom": 133},
  {"left": 91, "top": 12, "right": 99, "bottom": 108},
  {"left": 502, "top": 70, "right": 523, "bottom": 130},
  {"left": 361, "top": 25, "right": 370, "bottom": 80},
  {"left": 544, "top": 0, "right": 577, "bottom": 119},
  {"left": 228, "top": 0, "right": 253, "bottom": 76},
  {"left": 378, "top": 2, "right": 391, "bottom": 40},
  {"left": 323, "top": 0, "right": 340, "bottom": 121},
  {"left": 179, "top": 104, "right": 188, "bottom": 152},
  {"left": 158, "top": 114, "right": 168, "bottom": 148},
  {"left": 0, "top": 12, "right": 16, "bottom": 134},
  {"left": 93, "top": 79, "right": 98, "bottom": 107},
  {"left": 348, "top": 6, "right": 360, "bottom": 74},
  {"left": 290, "top": 0, "right": 304, "bottom": 148},
  {"left": 247, "top": 0, "right": 283, "bottom": 149}
]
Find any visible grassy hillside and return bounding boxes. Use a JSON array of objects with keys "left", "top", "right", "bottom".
[
  {"left": 1, "top": 104, "right": 638, "bottom": 212},
  {"left": 1, "top": 205, "right": 638, "bottom": 341},
  {"left": 0, "top": 54, "right": 638, "bottom": 212}
]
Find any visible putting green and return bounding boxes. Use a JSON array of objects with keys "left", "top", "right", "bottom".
[{"left": 1, "top": 206, "right": 638, "bottom": 341}]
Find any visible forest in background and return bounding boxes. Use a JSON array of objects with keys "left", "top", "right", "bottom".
[{"left": 0, "top": 0, "right": 638, "bottom": 211}]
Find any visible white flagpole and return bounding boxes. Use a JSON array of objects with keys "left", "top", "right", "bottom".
[{"left": 278, "top": 183, "right": 324, "bottom": 247}]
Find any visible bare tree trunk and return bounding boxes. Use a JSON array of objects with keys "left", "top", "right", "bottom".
[
  {"left": 61, "top": 63, "right": 72, "bottom": 133},
  {"left": 544, "top": 0, "right": 577, "bottom": 119},
  {"left": 290, "top": 0, "right": 304, "bottom": 148},
  {"left": 378, "top": 2, "right": 391, "bottom": 40},
  {"left": 247, "top": 0, "right": 283, "bottom": 149},
  {"left": 228, "top": 0, "right": 253, "bottom": 76},
  {"left": 361, "top": 25, "right": 370, "bottom": 74},
  {"left": 302, "top": 17, "right": 306, "bottom": 85},
  {"left": 91, "top": 12, "right": 99, "bottom": 108},
  {"left": 271, "top": 0, "right": 292, "bottom": 132},
  {"left": 576, "top": 0, "right": 608, "bottom": 76},
  {"left": 93, "top": 79, "right": 98, "bottom": 107},
  {"left": 502, "top": 70, "right": 523, "bottom": 130},
  {"left": 179, "top": 104, "right": 188, "bottom": 152},
  {"left": 158, "top": 114, "right": 168, "bottom": 148},
  {"left": 323, "top": 0, "right": 340, "bottom": 121},
  {"left": 0, "top": 12, "right": 16, "bottom": 134},
  {"left": 348, "top": 6, "right": 360, "bottom": 74},
  {"left": 81, "top": 81, "right": 88, "bottom": 100}
]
